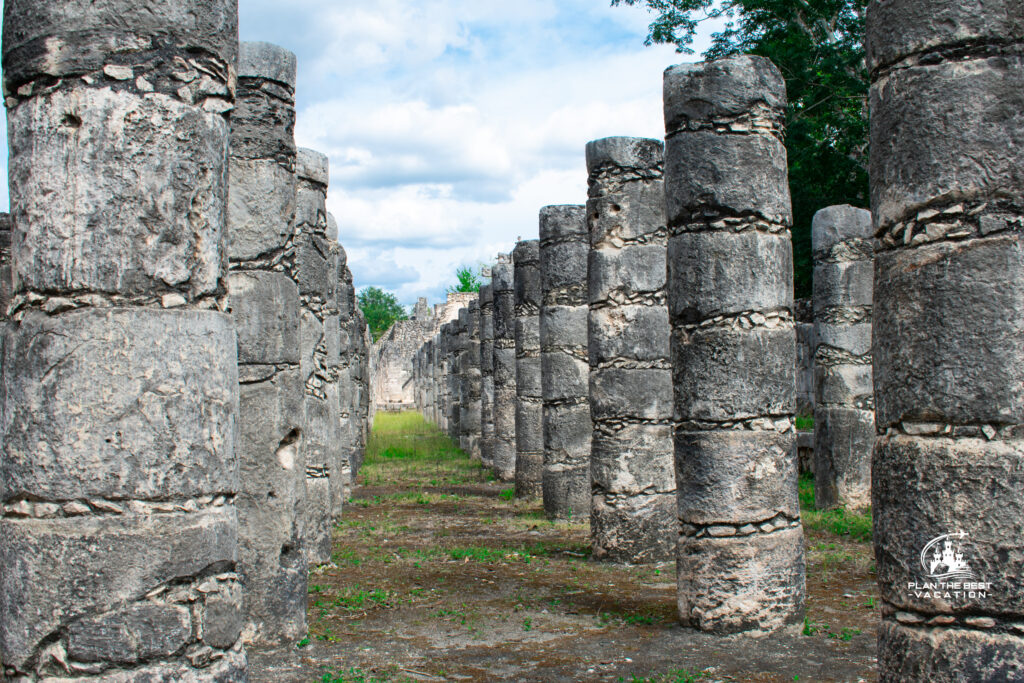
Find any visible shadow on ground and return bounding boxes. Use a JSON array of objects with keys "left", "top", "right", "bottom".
[{"left": 250, "top": 413, "right": 878, "bottom": 682}]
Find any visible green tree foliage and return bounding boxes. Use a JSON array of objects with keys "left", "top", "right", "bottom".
[
  {"left": 447, "top": 265, "right": 484, "bottom": 294},
  {"left": 611, "top": 0, "right": 869, "bottom": 297},
  {"left": 359, "top": 286, "right": 409, "bottom": 342}
]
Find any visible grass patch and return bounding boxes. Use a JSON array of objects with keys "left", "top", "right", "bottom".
[
  {"left": 795, "top": 414, "right": 814, "bottom": 431},
  {"left": 361, "top": 412, "right": 485, "bottom": 486},
  {"left": 799, "top": 474, "right": 872, "bottom": 542}
]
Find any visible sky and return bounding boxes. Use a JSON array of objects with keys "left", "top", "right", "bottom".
[{"left": 0, "top": 2, "right": 719, "bottom": 309}]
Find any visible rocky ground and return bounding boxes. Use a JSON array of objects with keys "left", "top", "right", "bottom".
[{"left": 250, "top": 414, "right": 878, "bottom": 682}]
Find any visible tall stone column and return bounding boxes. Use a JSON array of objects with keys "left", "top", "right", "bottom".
[
  {"left": 585, "top": 137, "right": 675, "bottom": 563},
  {"left": 480, "top": 284, "right": 496, "bottom": 468},
  {"left": 1, "top": 1, "right": 247, "bottom": 678},
  {"left": 228, "top": 41, "right": 307, "bottom": 646},
  {"left": 867, "top": 1, "right": 1024, "bottom": 678},
  {"left": 491, "top": 255, "right": 518, "bottom": 480},
  {"left": 811, "top": 205, "right": 874, "bottom": 511},
  {"left": 540, "top": 205, "right": 591, "bottom": 520},
  {"left": 514, "top": 239, "right": 543, "bottom": 498},
  {"left": 352, "top": 309, "right": 371, "bottom": 473},
  {"left": 334, "top": 227, "right": 356, "bottom": 499},
  {"left": 460, "top": 301, "right": 483, "bottom": 459},
  {"left": 664, "top": 56, "right": 805, "bottom": 634},
  {"left": 451, "top": 314, "right": 466, "bottom": 443},
  {"left": 294, "top": 147, "right": 337, "bottom": 565}
]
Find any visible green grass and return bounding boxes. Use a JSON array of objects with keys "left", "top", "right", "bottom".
[
  {"left": 799, "top": 474, "right": 872, "bottom": 542},
  {"left": 795, "top": 414, "right": 814, "bottom": 431},
  {"left": 361, "top": 413, "right": 484, "bottom": 485}
]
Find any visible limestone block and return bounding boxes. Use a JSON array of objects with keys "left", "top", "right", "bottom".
[
  {"left": 815, "top": 321, "right": 872, "bottom": 358},
  {"left": 588, "top": 244, "right": 667, "bottom": 302},
  {"left": 671, "top": 326, "right": 795, "bottom": 422},
  {"left": 815, "top": 363, "right": 874, "bottom": 406},
  {"left": 590, "top": 423, "right": 675, "bottom": 494},
  {"left": 540, "top": 350, "right": 588, "bottom": 401},
  {"left": 869, "top": 57, "right": 1024, "bottom": 228},
  {"left": 866, "top": 0, "right": 1024, "bottom": 71},
  {"left": 295, "top": 182, "right": 327, "bottom": 232},
  {"left": 515, "top": 353, "right": 541, "bottom": 398},
  {"left": 590, "top": 368, "right": 674, "bottom": 422},
  {"left": 585, "top": 136, "right": 664, "bottom": 176},
  {"left": 811, "top": 204, "right": 872, "bottom": 252},
  {"left": 8, "top": 88, "right": 228, "bottom": 298},
  {"left": 663, "top": 131, "right": 791, "bottom": 227},
  {"left": 231, "top": 85, "right": 295, "bottom": 163},
  {"left": 0, "top": 508, "right": 238, "bottom": 669},
  {"left": 873, "top": 434, "right": 1024, "bottom": 616},
  {"left": 238, "top": 41, "right": 297, "bottom": 87},
  {"left": 67, "top": 603, "right": 191, "bottom": 663},
  {"left": 677, "top": 527, "right": 805, "bottom": 634},
  {"left": 667, "top": 232, "right": 792, "bottom": 321},
  {"left": 539, "top": 305, "right": 587, "bottom": 351},
  {"left": 591, "top": 492, "right": 676, "bottom": 563},
  {"left": 588, "top": 305, "right": 670, "bottom": 365},
  {"left": 296, "top": 147, "right": 329, "bottom": 186},
  {"left": 878, "top": 622, "right": 1024, "bottom": 683},
  {"left": 675, "top": 429, "right": 799, "bottom": 524},
  {"left": 2, "top": 0, "right": 238, "bottom": 86},
  {"left": 227, "top": 158, "right": 295, "bottom": 261},
  {"left": 663, "top": 55, "right": 787, "bottom": 135},
  {"left": 874, "top": 236, "right": 1024, "bottom": 429},
  {"left": 228, "top": 271, "right": 300, "bottom": 365},
  {"left": 813, "top": 260, "right": 874, "bottom": 310},
  {"left": 813, "top": 406, "right": 873, "bottom": 510},
  {"left": 303, "top": 476, "right": 332, "bottom": 566},
  {"left": 1, "top": 308, "right": 239, "bottom": 502}
]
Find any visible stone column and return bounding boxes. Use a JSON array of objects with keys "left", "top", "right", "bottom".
[
  {"left": 514, "top": 239, "right": 543, "bottom": 497},
  {"left": 491, "top": 255, "right": 518, "bottom": 480},
  {"left": 294, "top": 147, "right": 337, "bottom": 565},
  {"left": 811, "top": 205, "right": 874, "bottom": 511},
  {"left": 352, "top": 309, "right": 371, "bottom": 473},
  {"left": 867, "top": 1, "right": 1024, "bottom": 678},
  {"left": 451, "top": 314, "right": 466, "bottom": 443},
  {"left": 480, "top": 284, "right": 496, "bottom": 468},
  {"left": 1, "top": 1, "right": 246, "bottom": 677},
  {"left": 540, "top": 205, "right": 591, "bottom": 520},
  {"left": 585, "top": 137, "right": 675, "bottom": 563},
  {"left": 664, "top": 56, "right": 805, "bottom": 634},
  {"left": 228, "top": 41, "right": 306, "bottom": 645},
  {"left": 460, "top": 301, "right": 483, "bottom": 459},
  {"left": 334, "top": 228, "right": 356, "bottom": 499}
]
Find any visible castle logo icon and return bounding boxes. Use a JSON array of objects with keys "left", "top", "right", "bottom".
[{"left": 920, "top": 531, "right": 975, "bottom": 581}]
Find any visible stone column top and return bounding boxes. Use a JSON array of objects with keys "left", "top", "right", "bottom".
[
  {"left": 585, "top": 137, "right": 663, "bottom": 172},
  {"left": 664, "top": 55, "right": 786, "bottom": 135},
  {"left": 2, "top": 0, "right": 239, "bottom": 88},
  {"left": 492, "top": 259, "right": 514, "bottom": 292},
  {"left": 297, "top": 148, "right": 329, "bottom": 186},
  {"left": 539, "top": 205, "right": 587, "bottom": 242},
  {"left": 866, "top": 0, "right": 1023, "bottom": 72},
  {"left": 513, "top": 239, "right": 539, "bottom": 265},
  {"left": 479, "top": 283, "right": 493, "bottom": 305},
  {"left": 811, "top": 205, "right": 873, "bottom": 251},
  {"left": 239, "top": 41, "right": 297, "bottom": 87}
]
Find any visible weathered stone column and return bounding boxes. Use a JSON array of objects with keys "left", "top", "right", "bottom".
[
  {"left": 352, "top": 309, "right": 371, "bottom": 473},
  {"left": 514, "top": 239, "right": 543, "bottom": 497},
  {"left": 228, "top": 41, "right": 306, "bottom": 646},
  {"left": 294, "top": 147, "right": 337, "bottom": 565},
  {"left": 811, "top": 205, "right": 874, "bottom": 511},
  {"left": 460, "top": 301, "right": 483, "bottom": 459},
  {"left": 867, "top": 1, "right": 1024, "bottom": 678},
  {"left": 539, "top": 205, "right": 591, "bottom": 520},
  {"left": 585, "top": 137, "right": 675, "bottom": 563},
  {"left": 491, "top": 255, "right": 518, "bottom": 480},
  {"left": 1, "top": 1, "right": 247, "bottom": 677},
  {"left": 451, "top": 314, "right": 466, "bottom": 443},
  {"left": 664, "top": 56, "right": 805, "bottom": 633},
  {"left": 334, "top": 225, "right": 356, "bottom": 499},
  {"left": 480, "top": 284, "right": 496, "bottom": 468}
]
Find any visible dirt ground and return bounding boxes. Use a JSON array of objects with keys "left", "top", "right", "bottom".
[{"left": 250, "top": 418, "right": 878, "bottom": 683}]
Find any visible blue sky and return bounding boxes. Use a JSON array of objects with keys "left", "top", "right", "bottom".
[{"left": 1, "top": 3, "right": 717, "bottom": 309}]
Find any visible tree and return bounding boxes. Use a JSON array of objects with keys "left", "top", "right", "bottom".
[
  {"left": 611, "top": 0, "right": 869, "bottom": 298},
  {"left": 358, "top": 286, "right": 408, "bottom": 342},
  {"left": 446, "top": 265, "right": 484, "bottom": 294}
]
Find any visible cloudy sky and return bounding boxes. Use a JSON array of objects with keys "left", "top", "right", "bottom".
[{"left": 2, "top": 2, "right": 717, "bottom": 309}]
